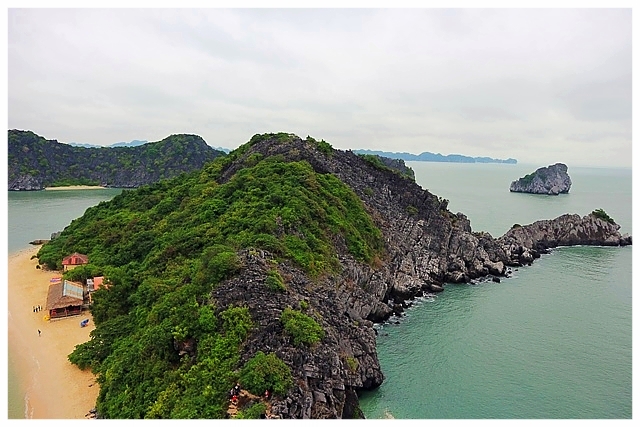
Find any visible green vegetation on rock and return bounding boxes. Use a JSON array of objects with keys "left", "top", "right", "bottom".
[
  {"left": 280, "top": 307, "right": 325, "bottom": 347},
  {"left": 239, "top": 351, "right": 293, "bottom": 396},
  {"left": 591, "top": 208, "right": 615, "bottom": 224}
]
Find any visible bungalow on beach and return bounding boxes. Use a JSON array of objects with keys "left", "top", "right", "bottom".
[
  {"left": 62, "top": 252, "right": 89, "bottom": 271},
  {"left": 45, "top": 280, "right": 85, "bottom": 319}
]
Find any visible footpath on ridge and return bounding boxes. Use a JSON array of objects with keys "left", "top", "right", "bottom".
[{"left": 227, "top": 389, "right": 278, "bottom": 419}]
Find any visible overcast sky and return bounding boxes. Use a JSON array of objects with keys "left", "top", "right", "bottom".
[{"left": 7, "top": 7, "right": 632, "bottom": 167}]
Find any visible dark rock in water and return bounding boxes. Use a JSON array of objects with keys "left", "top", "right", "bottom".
[
  {"left": 29, "top": 239, "right": 49, "bottom": 245},
  {"left": 9, "top": 174, "right": 43, "bottom": 191},
  {"left": 492, "top": 276, "right": 500, "bottom": 283},
  {"left": 510, "top": 163, "right": 572, "bottom": 195},
  {"left": 498, "top": 213, "right": 631, "bottom": 267},
  {"left": 429, "top": 283, "right": 444, "bottom": 292}
]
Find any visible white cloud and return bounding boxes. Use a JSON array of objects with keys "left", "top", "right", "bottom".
[{"left": 8, "top": 7, "right": 632, "bottom": 167}]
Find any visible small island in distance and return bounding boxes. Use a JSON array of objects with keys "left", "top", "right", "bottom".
[{"left": 352, "top": 149, "right": 517, "bottom": 164}]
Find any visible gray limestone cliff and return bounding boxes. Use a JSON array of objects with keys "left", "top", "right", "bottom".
[{"left": 510, "top": 163, "right": 572, "bottom": 195}]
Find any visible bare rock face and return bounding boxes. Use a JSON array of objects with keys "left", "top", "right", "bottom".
[
  {"left": 8, "top": 174, "right": 43, "bottom": 191},
  {"left": 510, "top": 163, "right": 572, "bottom": 195},
  {"left": 498, "top": 213, "right": 631, "bottom": 265},
  {"left": 211, "top": 249, "right": 383, "bottom": 419}
]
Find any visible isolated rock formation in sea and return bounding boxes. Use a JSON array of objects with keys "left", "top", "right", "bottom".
[{"left": 510, "top": 163, "right": 572, "bottom": 195}]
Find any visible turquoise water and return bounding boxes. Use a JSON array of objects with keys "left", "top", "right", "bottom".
[
  {"left": 7, "top": 188, "right": 122, "bottom": 419},
  {"left": 359, "top": 163, "right": 632, "bottom": 419}
]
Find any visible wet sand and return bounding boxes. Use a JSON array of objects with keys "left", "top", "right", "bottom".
[{"left": 7, "top": 246, "right": 99, "bottom": 419}]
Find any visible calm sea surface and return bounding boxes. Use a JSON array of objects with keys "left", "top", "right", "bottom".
[
  {"left": 6, "top": 164, "right": 632, "bottom": 419},
  {"left": 359, "top": 162, "right": 632, "bottom": 419}
]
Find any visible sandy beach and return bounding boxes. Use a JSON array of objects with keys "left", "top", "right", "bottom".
[
  {"left": 44, "top": 186, "right": 106, "bottom": 191},
  {"left": 7, "top": 246, "right": 99, "bottom": 419}
]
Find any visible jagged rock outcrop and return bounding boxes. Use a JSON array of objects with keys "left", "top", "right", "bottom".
[
  {"left": 497, "top": 213, "right": 631, "bottom": 266},
  {"left": 218, "top": 136, "right": 631, "bottom": 322},
  {"left": 369, "top": 155, "right": 415, "bottom": 181},
  {"left": 8, "top": 129, "right": 225, "bottom": 190},
  {"left": 510, "top": 163, "right": 572, "bottom": 195},
  {"left": 9, "top": 174, "right": 42, "bottom": 191},
  {"left": 211, "top": 249, "right": 383, "bottom": 419}
]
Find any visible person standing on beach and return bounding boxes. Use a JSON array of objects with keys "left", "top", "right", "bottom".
[{"left": 38, "top": 329, "right": 41, "bottom": 336}]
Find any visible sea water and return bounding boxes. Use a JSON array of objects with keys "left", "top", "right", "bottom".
[{"left": 358, "top": 163, "right": 632, "bottom": 419}]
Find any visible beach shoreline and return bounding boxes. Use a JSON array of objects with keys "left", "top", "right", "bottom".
[
  {"left": 44, "top": 185, "right": 106, "bottom": 191},
  {"left": 7, "top": 246, "right": 99, "bottom": 419}
]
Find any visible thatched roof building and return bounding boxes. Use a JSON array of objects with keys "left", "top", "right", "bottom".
[{"left": 45, "top": 280, "right": 85, "bottom": 318}]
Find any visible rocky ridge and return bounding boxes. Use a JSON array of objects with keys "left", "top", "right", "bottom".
[
  {"left": 510, "top": 163, "right": 572, "bottom": 195},
  {"left": 202, "top": 134, "right": 631, "bottom": 418}
]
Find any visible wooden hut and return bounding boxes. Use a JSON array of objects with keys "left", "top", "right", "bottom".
[
  {"left": 45, "top": 280, "right": 85, "bottom": 319},
  {"left": 61, "top": 252, "right": 89, "bottom": 271}
]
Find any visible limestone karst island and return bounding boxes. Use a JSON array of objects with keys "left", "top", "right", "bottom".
[
  {"left": 10, "top": 131, "right": 631, "bottom": 419},
  {"left": 509, "top": 163, "right": 572, "bottom": 195}
]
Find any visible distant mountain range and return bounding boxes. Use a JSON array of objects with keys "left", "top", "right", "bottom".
[
  {"left": 69, "top": 140, "right": 233, "bottom": 154},
  {"left": 68, "top": 140, "right": 149, "bottom": 149},
  {"left": 352, "top": 149, "right": 517, "bottom": 164}
]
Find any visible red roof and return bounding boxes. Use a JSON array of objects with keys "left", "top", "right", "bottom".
[{"left": 62, "top": 252, "right": 89, "bottom": 266}]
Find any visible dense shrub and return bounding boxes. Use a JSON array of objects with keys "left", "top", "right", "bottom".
[
  {"left": 591, "top": 208, "right": 615, "bottom": 224},
  {"left": 280, "top": 307, "right": 325, "bottom": 347},
  {"left": 239, "top": 351, "right": 293, "bottom": 396},
  {"left": 265, "top": 269, "right": 286, "bottom": 292},
  {"left": 235, "top": 402, "right": 267, "bottom": 419}
]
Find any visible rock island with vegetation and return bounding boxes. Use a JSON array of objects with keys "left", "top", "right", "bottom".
[{"left": 509, "top": 162, "right": 572, "bottom": 195}]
